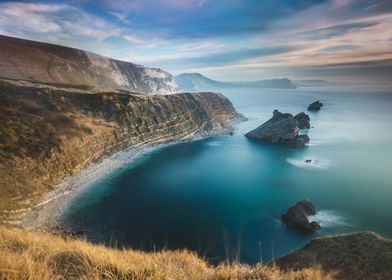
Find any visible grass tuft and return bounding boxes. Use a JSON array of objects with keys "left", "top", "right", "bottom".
[{"left": 0, "top": 226, "right": 334, "bottom": 280}]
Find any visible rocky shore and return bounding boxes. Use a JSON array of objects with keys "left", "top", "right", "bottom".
[{"left": 0, "top": 79, "right": 244, "bottom": 226}]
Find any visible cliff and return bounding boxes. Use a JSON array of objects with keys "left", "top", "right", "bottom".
[
  {"left": 0, "top": 35, "right": 178, "bottom": 94},
  {"left": 0, "top": 79, "right": 242, "bottom": 223}
]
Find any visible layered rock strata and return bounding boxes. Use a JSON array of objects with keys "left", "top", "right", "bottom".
[
  {"left": 0, "top": 35, "right": 177, "bottom": 94},
  {"left": 245, "top": 110, "right": 309, "bottom": 148},
  {"left": 0, "top": 79, "right": 242, "bottom": 223}
]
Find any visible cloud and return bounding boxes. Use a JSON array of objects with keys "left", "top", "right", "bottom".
[
  {"left": 0, "top": 2, "right": 66, "bottom": 34},
  {"left": 123, "top": 35, "right": 147, "bottom": 45},
  {"left": 109, "top": 11, "right": 133, "bottom": 25},
  {"left": 0, "top": 1, "right": 121, "bottom": 41},
  {"left": 319, "top": 44, "right": 359, "bottom": 52},
  {"left": 0, "top": 0, "right": 391, "bottom": 83},
  {"left": 167, "top": 46, "right": 299, "bottom": 67},
  {"left": 99, "top": 0, "right": 207, "bottom": 12},
  {"left": 122, "top": 34, "right": 158, "bottom": 48},
  {"left": 62, "top": 13, "right": 122, "bottom": 40},
  {"left": 300, "top": 21, "right": 379, "bottom": 40},
  {"left": 292, "top": 58, "right": 392, "bottom": 83}
]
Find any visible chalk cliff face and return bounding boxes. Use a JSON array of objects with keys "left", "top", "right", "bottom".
[
  {"left": 0, "top": 79, "right": 242, "bottom": 223},
  {"left": 0, "top": 35, "right": 178, "bottom": 94}
]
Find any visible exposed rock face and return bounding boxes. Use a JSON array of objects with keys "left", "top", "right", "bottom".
[
  {"left": 0, "top": 79, "right": 242, "bottom": 223},
  {"left": 294, "top": 112, "right": 310, "bottom": 129},
  {"left": 308, "top": 101, "right": 323, "bottom": 111},
  {"left": 275, "top": 231, "right": 392, "bottom": 279},
  {"left": 0, "top": 35, "right": 178, "bottom": 94},
  {"left": 281, "top": 199, "right": 320, "bottom": 232},
  {"left": 245, "top": 110, "right": 309, "bottom": 148}
]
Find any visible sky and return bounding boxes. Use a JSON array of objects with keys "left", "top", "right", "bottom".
[{"left": 0, "top": 0, "right": 391, "bottom": 84}]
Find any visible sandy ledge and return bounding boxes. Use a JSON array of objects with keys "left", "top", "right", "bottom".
[{"left": 20, "top": 126, "right": 238, "bottom": 234}]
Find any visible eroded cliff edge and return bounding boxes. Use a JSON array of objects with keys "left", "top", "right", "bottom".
[
  {"left": 0, "top": 35, "right": 177, "bottom": 94},
  {"left": 0, "top": 79, "right": 242, "bottom": 223}
]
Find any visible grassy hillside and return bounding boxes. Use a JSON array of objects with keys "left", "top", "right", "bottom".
[{"left": 0, "top": 226, "right": 332, "bottom": 280}]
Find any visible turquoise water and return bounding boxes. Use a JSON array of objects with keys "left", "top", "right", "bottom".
[{"left": 62, "top": 87, "right": 392, "bottom": 264}]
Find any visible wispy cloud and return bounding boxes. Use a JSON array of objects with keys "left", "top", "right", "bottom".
[
  {"left": 0, "top": 0, "right": 391, "bottom": 83},
  {"left": 0, "top": 2, "right": 65, "bottom": 34},
  {"left": 99, "top": 0, "right": 208, "bottom": 11},
  {"left": 0, "top": 2, "right": 121, "bottom": 41}
]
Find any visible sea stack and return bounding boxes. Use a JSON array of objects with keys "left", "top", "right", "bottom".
[
  {"left": 294, "top": 112, "right": 310, "bottom": 129},
  {"left": 281, "top": 199, "right": 321, "bottom": 232},
  {"left": 308, "top": 101, "right": 323, "bottom": 111},
  {"left": 245, "top": 110, "right": 309, "bottom": 148}
]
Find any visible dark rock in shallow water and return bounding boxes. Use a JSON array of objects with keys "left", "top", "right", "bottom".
[
  {"left": 294, "top": 112, "right": 310, "bottom": 129},
  {"left": 308, "top": 101, "right": 323, "bottom": 111},
  {"left": 290, "top": 134, "right": 310, "bottom": 148},
  {"left": 245, "top": 110, "right": 309, "bottom": 148},
  {"left": 281, "top": 199, "right": 320, "bottom": 232}
]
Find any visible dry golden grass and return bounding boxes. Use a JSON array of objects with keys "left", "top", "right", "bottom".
[{"left": 0, "top": 226, "right": 334, "bottom": 280}]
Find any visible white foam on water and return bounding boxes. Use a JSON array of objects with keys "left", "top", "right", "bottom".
[
  {"left": 309, "top": 210, "right": 351, "bottom": 228},
  {"left": 286, "top": 156, "right": 331, "bottom": 170},
  {"left": 206, "top": 141, "right": 221, "bottom": 147}
]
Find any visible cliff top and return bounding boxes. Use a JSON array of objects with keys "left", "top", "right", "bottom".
[
  {"left": 275, "top": 231, "right": 392, "bottom": 279},
  {"left": 0, "top": 35, "right": 178, "bottom": 94}
]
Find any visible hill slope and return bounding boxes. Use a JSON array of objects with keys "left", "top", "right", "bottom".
[
  {"left": 0, "top": 35, "right": 177, "bottom": 94},
  {"left": 275, "top": 231, "right": 392, "bottom": 279},
  {"left": 0, "top": 225, "right": 333, "bottom": 280},
  {"left": 3, "top": 226, "right": 391, "bottom": 279},
  {"left": 175, "top": 73, "right": 296, "bottom": 91}
]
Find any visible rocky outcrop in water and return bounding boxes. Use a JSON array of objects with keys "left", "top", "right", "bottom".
[
  {"left": 308, "top": 101, "right": 323, "bottom": 111},
  {"left": 294, "top": 112, "right": 310, "bottom": 129},
  {"left": 281, "top": 199, "right": 320, "bottom": 232},
  {"left": 0, "top": 79, "right": 242, "bottom": 223},
  {"left": 275, "top": 231, "right": 392, "bottom": 279},
  {"left": 245, "top": 110, "right": 309, "bottom": 148},
  {"left": 0, "top": 35, "right": 178, "bottom": 94}
]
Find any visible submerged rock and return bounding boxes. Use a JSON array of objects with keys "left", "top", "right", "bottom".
[
  {"left": 308, "top": 101, "right": 323, "bottom": 111},
  {"left": 245, "top": 110, "right": 309, "bottom": 148},
  {"left": 281, "top": 199, "right": 321, "bottom": 232},
  {"left": 294, "top": 112, "right": 310, "bottom": 129}
]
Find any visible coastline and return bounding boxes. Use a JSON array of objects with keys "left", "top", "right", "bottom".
[{"left": 20, "top": 125, "right": 239, "bottom": 233}]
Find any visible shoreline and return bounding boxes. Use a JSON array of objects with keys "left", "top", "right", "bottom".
[{"left": 20, "top": 126, "right": 238, "bottom": 233}]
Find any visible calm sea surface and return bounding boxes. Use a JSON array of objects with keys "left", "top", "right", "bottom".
[{"left": 62, "top": 87, "right": 392, "bottom": 264}]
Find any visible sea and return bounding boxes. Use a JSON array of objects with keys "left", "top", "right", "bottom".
[{"left": 61, "top": 86, "right": 392, "bottom": 264}]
